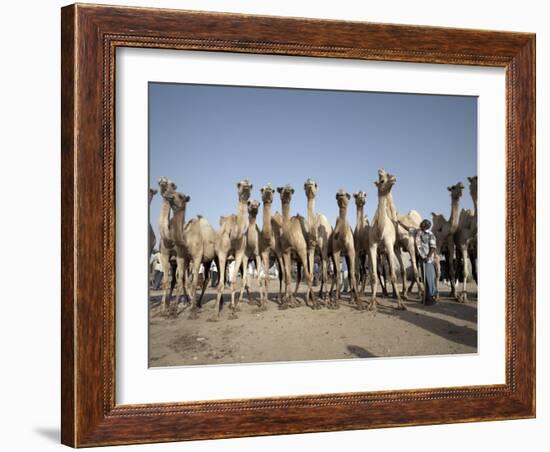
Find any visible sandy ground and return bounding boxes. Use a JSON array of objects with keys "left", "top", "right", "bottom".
[{"left": 149, "top": 279, "right": 477, "bottom": 367}]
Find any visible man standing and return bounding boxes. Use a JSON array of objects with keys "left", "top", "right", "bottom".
[{"left": 397, "top": 219, "right": 438, "bottom": 305}]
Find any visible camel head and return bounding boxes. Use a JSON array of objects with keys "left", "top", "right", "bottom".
[
  {"left": 353, "top": 191, "right": 367, "bottom": 208},
  {"left": 247, "top": 199, "right": 260, "bottom": 217},
  {"left": 158, "top": 176, "right": 177, "bottom": 196},
  {"left": 447, "top": 182, "right": 464, "bottom": 200},
  {"left": 237, "top": 179, "right": 253, "bottom": 203},
  {"left": 149, "top": 188, "right": 158, "bottom": 204},
  {"left": 277, "top": 184, "right": 295, "bottom": 204},
  {"left": 374, "top": 168, "right": 397, "bottom": 195},
  {"left": 260, "top": 183, "right": 275, "bottom": 204},
  {"left": 163, "top": 191, "right": 190, "bottom": 213},
  {"left": 468, "top": 176, "right": 478, "bottom": 202},
  {"left": 335, "top": 189, "right": 351, "bottom": 208},
  {"left": 303, "top": 178, "right": 318, "bottom": 199}
]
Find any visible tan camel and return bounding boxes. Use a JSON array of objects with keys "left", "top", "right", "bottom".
[
  {"left": 238, "top": 200, "right": 263, "bottom": 305},
  {"left": 212, "top": 179, "right": 252, "bottom": 319},
  {"left": 304, "top": 178, "right": 333, "bottom": 301},
  {"left": 258, "top": 183, "right": 284, "bottom": 309},
  {"left": 277, "top": 184, "right": 318, "bottom": 309},
  {"left": 157, "top": 177, "right": 181, "bottom": 313},
  {"left": 161, "top": 185, "right": 218, "bottom": 318},
  {"left": 367, "top": 169, "right": 406, "bottom": 311},
  {"left": 181, "top": 216, "right": 217, "bottom": 319},
  {"left": 149, "top": 188, "right": 157, "bottom": 256},
  {"left": 453, "top": 176, "right": 478, "bottom": 302},
  {"left": 329, "top": 189, "right": 363, "bottom": 309},
  {"left": 432, "top": 182, "right": 464, "bottom": 299},
  {"left": 353, "top": 191, "right": 369, "bottom": 296}
]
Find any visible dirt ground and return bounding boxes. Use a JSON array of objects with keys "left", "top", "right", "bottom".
[{"left": 149, "top": 279, "right": 477, "bottom": 367}]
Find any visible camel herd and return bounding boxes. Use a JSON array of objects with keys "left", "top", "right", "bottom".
[{"left": 150, "top": 169, "right": 478, "bottom": 319}]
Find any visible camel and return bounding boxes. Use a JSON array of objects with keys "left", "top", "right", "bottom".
[
  {"left": 277, "top": 184, "right": 318, "bottom": 309},
  {"left": 431, "top": 182, "right": 464, "bottom": 299},
  {"left": 329, "top": 189, "right": 363, "bottom": 309},
  {"left": 453, "top": 176, "right": 478, "bottom": 302},
  {"left": 353, "top": 191, "right": 369, "bottom": 296},
  {"left": 179, "top": 215, "right": 217, "bottom": 319},
  {"left": 367, "top": 169, "right": 406, "bottom": 311},
  {"left": 258, "top": 183, "right": 284, "bottom": 309},
  {"left": 238, "top": 200, "right": 263, "bottom": 305},
  {"left": 304, "top": 178, "right": 333, "bottom": 301},
  {"left": 160, "top": 185, "right": 219, "bottom": 318},
  {"left": 212, "top": 179, "right": 252, "bottom": 319},
  {"left": 149, "top": 188, "right": 157, "bottom": 256},
  {"left": 157, "top": 177, "right": 181, "bottom": 313}
]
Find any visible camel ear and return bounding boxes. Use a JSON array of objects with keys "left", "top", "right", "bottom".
[
  {"left": 277, "top": 186, "right": 283, "bottom": 193},
  {"left": 467, "top": 176, "right": 472, "bottom": 182},
  {"left": 185, "top": 195, "right": 191, "bottom": 202},
  {"left": 346, "top": 193, "right": 351, "bottom": 200},
  {"left": 291, "top": 188, "right": 295, "bottom": 194},
  {"left": 374, "top": 180, "right": 380, "bottom": 187},
  {"left": 353, "top": 192, "right": 358, "bottom": 199},
  {"left": 260, "top": 187, "right": 264, "bottom": 194},
  {"left": 247, "top": 200, "right": 251, "bottom": 205},
  {"left": 237, "top": 182, "right": 241, "bottom": 189},
  {"left": 431, "top": 212, "right": 436, "bottom": 216},
  {"left": 447, "top": 186, "right": 452, "bottom": 191}
]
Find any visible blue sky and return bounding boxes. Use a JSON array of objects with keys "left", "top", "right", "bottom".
[{"left": 149, "top": 82, "right": 476, "bottom": 241}]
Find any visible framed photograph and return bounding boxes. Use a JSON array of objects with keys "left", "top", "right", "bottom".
[{"left": 61, "top": 3, "right": 535, "bottom": 447}]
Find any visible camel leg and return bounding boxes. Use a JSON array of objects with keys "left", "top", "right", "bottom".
[
  {"left": 280, "top": 253, "right": 292, "bottom": 310},
  {"left": 359, "top": 254, "right": 367, "bottom": 298},
  {"left": 377, "top": 254, "right": 389, "bottom": 297},
  {"left": 230, "top": 250, "right": 245, "bottom": 317},
  {"left": 196, "top": 259, "right": 212, "bottom": 309},
  {"left": 253, "top": 255, "right": 262, "bottom": 307},
  {"left": 394, "top": 247, "right": 409, "bottom": 301},
  {"left": 307, "top": 248, "right": 315, "bottom": 306},
  {"left": 346, "top": 252, "right": 363, "bottom": 310},
  {"left": 468, "top": 245, "right": 478, "bottom": 285},
  {"left": 187, "top": 257, "right": 203, "bottom": 320},
  {"left": 433, "top": 255, "right": 441, "bottom": 301},
  {"left": 330, "top": 251, "right": 341, "bottom": 309},
  {"left": 211, "top": 253, "right": 227, "bottom": 320},
  {"left": 298, "top": 248, "right": 318, "bottom": 309},
  {"left": 368, "top": 244, "right": 379, "bottom": 311},
  {"left": 292, "top": 260, "right": 302, "bottom": 307},
  {"left": 319, "top": 253, "right": 329, "bottom": 302},
  {"left": 447, "top": 241, "right": 458, "bottom": 299},
  {"left": 385, "top": 241, "right": 406, "bottom": 310},
  {"left": 459, "top": 244, "right": 470, "bottom": 303},
  {"left": 239, "top": 255, "right": 249, "bottom": 304},
  {"left": 260, "top": 250, "right": 272, "bottom": 309},
  {"left": 158, "top": 249, "right": 172, "bottom": 313},
  {"left": 276, "top": 255, "right": 284, "bottom": 305}
]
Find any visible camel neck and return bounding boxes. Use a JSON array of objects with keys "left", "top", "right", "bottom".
[
  {"left": 307, "top": 196, "right": 316, "bottom": 226},
  {"left": 262, "top": 202, "right": 272, "bottom": 236},
  {"left": 282, "top": 202, "right": 291, "bottom": 223},
  {"left": 159, "top": 199, "right": 171, "bottom": 241},
  {"left": 375, "top": 194, "right": 396, "bottom": 222},
  {"left": 356, "top": 204, "right": 364, "bottom": 229},
  {"left": 248, "top": 213, "right": 258, "bottom": 227},
  {"left": 171, "top": 208, "right": 186, "bottom": 243},
  {"left": 471, "top": 193, "right": 478, "bottom": 217},
  {"left": 450, "top": 196, "right": 461, "bottom": 227},
  {"left": 338, "top": 205, "right": 348, "bottom": 223}
]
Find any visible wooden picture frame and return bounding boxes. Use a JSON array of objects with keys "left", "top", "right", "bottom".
[{"left": 61, "top": 3, "right": 535, "bottom": 447}]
